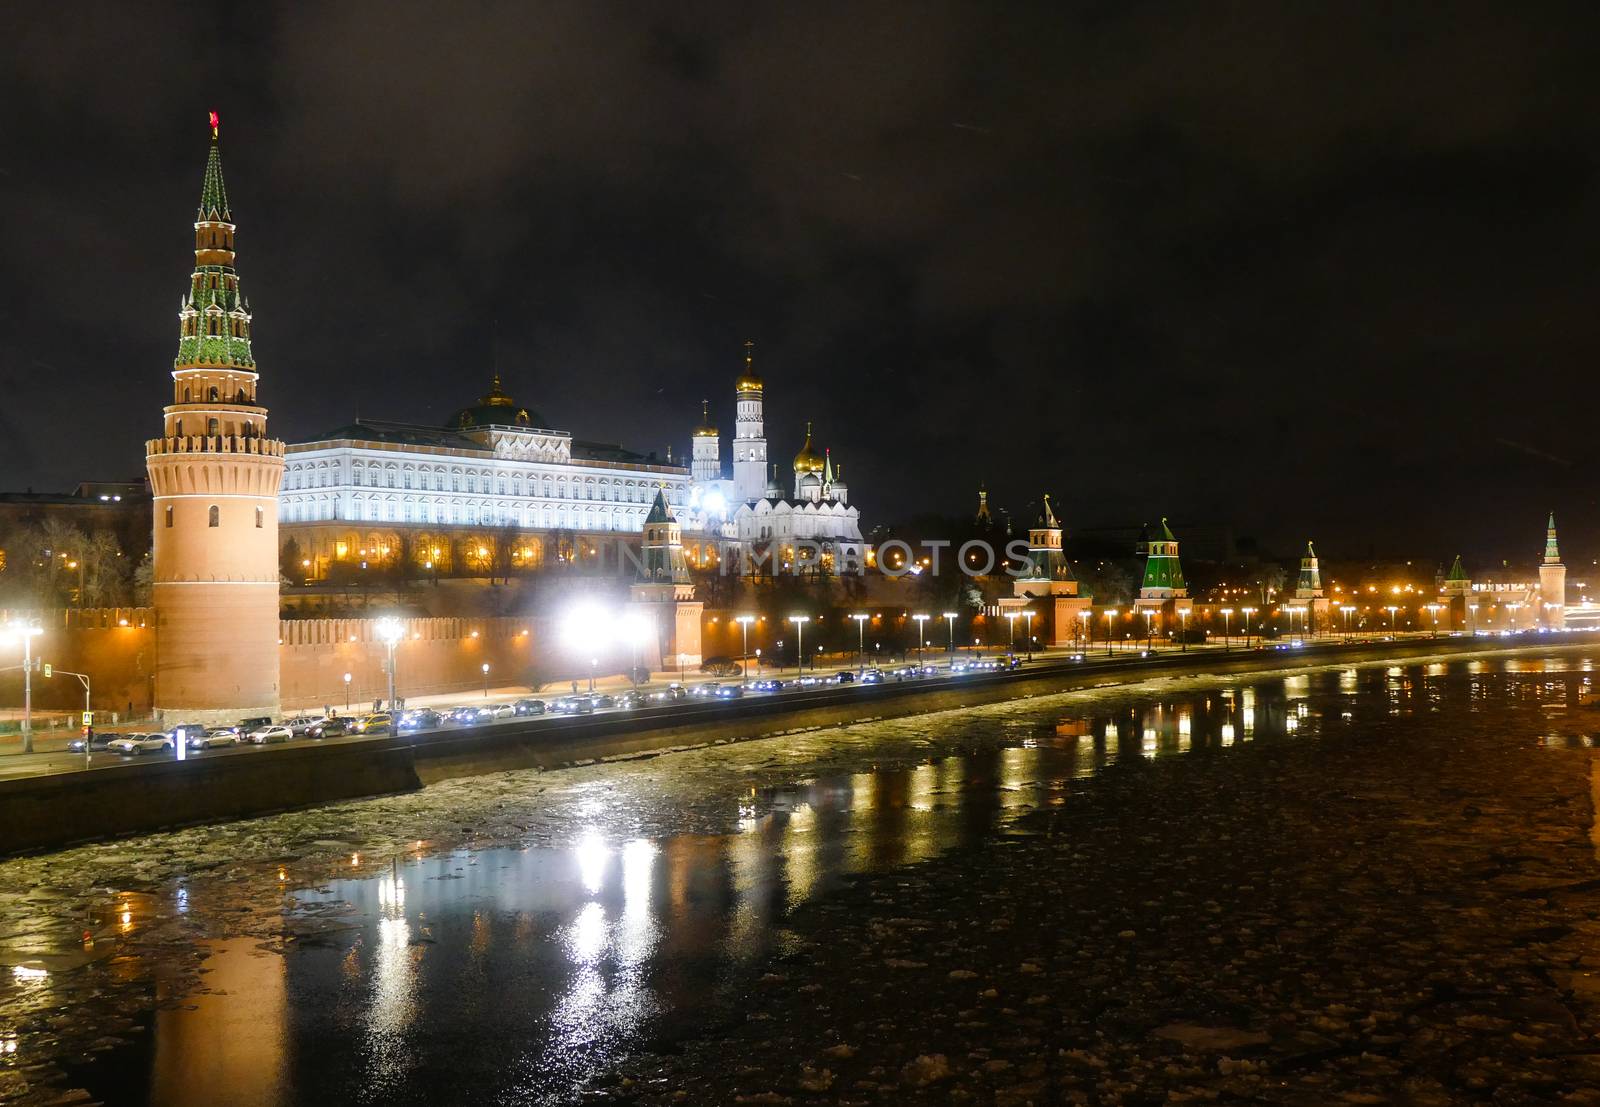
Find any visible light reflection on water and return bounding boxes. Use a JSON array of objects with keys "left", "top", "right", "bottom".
[{"left": 47, "top": 654, "right": 1600, "bottom": 1106}]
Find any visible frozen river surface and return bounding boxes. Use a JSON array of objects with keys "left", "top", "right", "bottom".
[{"left": 1, "top": 652, "right": 1595, "bottom": 1105}]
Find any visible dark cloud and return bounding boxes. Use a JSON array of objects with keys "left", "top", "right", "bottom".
[{"left": 3, "top": 1, "right": 1599, "bottom": 560}]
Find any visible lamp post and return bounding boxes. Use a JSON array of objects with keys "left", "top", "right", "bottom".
[
  {"left": 1220, "top": 607, "right": 1233, "bottom": 651},
  {"left": 789, "top": 616, "right": 810, "bottom": 674},
  {"left": 851, "top": 613, "right": 869, "bottom": 674},
  {"left": 2, "top": 621, "right": 43, "bottom": 754},
  {"left": 1022, "top": 610, "right": 1034, "bottom": 661},
  {"left": 1340, "top": 605, "right": 1355, "bottom": 642},
  {"left": 1385, "top": 605, "right": 1399, "bottom": 635},
  {"left": 1425, "top": 604, "right": 1440, "bottom": 637},
  {"left": 1141, "top": 609, "right": 1155, "bottom": 652},
  {"left": 736, "top": 614, "right": 756, "bottom": 679},
  {"left": 1469, "top": 603, "right": 1479, "bottom": 635},
  {"left": 1241, "top": 607, "right": 1256, "bottom": 648},
  {"left": 343, "top": 671, "right": 352, "bottom": 711},
  {"left": 1179, "top": 608, "right": 1190, "bottom": 651},
  {"left": 1077, "top": 609, "right": 1090, "bottom": 653},
  {"left": 1004, "top": 611, "right": 1018, "bottom": 654},
  {"left": 483, "top": 662, "right": 491, "bottom": 698},
  {"left": 375, "top": 617, "right": 403, "bottom": 711},
  {"left": 1104, "top": 609, "right": 1118, "bottom": 657},
  {"left": 912, "top": 614, "right": 929, "bottom": 667},
  {"left": 943, "top": 612, "right": 957, "bottom": 664},
  {"left": 1508, "top": 602, "right": 1522, "bottom": 633}
]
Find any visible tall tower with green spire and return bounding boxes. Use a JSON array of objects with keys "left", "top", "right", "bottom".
[
  {"left": 145, "top": 113, "right": 285, "bottom": 722},
  {"left": 630, "top": 488, "right": 704, "bottom": 671},
  {"left": 1540, "top": 512, "right": 1566, "bottom": 629},
  {"left": 1001, "top": 494, "right": 1090, "bottom": 648},
  {"left": 1133, "top": 518, "right": 1193, "bottom": 633}
]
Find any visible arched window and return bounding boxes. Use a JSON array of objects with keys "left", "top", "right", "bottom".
[
  {"left": 209, "top": 386, "right": 219, "bottom": 402},
  {"left": 207, "top": 417, "right": 219, "bottom": 436},
  {"left": 165, "top": 505, "right": 174, "bottom": 528},
  {"left": 183, "top": 386, "right": 192, "bottom": 403},
  {"left": 208, "top": 505, "right": 220, "bottom": 527},
  {"left": 255, "top": 505, "right": 264, "bottom": 528}
]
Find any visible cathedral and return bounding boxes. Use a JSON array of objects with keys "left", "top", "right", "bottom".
[{"left": 679, "top": 342, "right": 866, "bottom": 573}]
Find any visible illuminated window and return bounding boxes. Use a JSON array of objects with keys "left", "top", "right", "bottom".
[{"left": 165, "top": 505, "right": 173, "bottom": 528}]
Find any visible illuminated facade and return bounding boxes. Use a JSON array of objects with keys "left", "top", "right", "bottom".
[{"left": 279, "top": 376, "right": 690, "bottom": 578}]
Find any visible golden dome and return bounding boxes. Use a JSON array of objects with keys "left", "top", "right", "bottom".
[
  {"left": 793, "top": 421, "right": 824, "bottom": 473},
  {"left": 692, "top": 399, "right": 718, "bottom": 438},
  {"left": 735, "top": 339, "right": 763, "bottom": 393}
]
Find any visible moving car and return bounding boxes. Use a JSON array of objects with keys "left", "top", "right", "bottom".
[
  {"left": 285, "top": 715, "right": 323, "bottom": 737},
  {"left": 353, "top": 713, "right": 392, "bottom": 735},
  {"left": 245, "top": 725, "right": 292, "bottom": 744},
  {"left": 860, "top": 669, "right": 885, "bottom": 685},
  {"left": 167, "top": 722, "right": 209, "bottom": 746},
  {"left": 397, "top": 708, "right": 442, "bottom": 731},
  {"left": 514, "top": 698, "right": 546, "bottom": 716},
  {"left": 108, "top": 733, "right": 173, "bottom": 755},
  {"left": 751, "top": 678, "right": 785, "bottom": 692},
  {"left": 482, "top": 703, "right": 516, "bottom": 719},
  {"left": 713, "top": 684, "right": 744, "bottom": 699},
  {"left": 834, "top": 671, "right": 856, "bottom": 683},
  {"left": 306, "top": 717, "right": 349, "bottom": 739},
  {"left": 232, "top": 716, "right": 272, "bottom": 735},
  {"left": 615, "top": 690, "right": 648, "bottom": 710},
  {"left": 67, "top": 732, "right": 118, "bottom": 753},
  {"left": 650, "top": 684, "right": 689, "bottom": 703},
  {"left": 552, "top": 695, "right": 594, "bottom": 715},
  {"left": 446, "top": 706, "right": 482, "bottom": 725},
  {"left": 588, "top": 693, "right": 616, "bottom": 709},
  {"left": 188, "top": 728, "right": 240, "bottom": 751}
]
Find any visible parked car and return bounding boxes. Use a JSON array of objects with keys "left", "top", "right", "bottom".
[
  {"left": 167, "top": 722, "right": 209, "bottom": 746},
  {"left": 397, "top": 708, "right": 442, "bottom": 731},
  {"left": 446, "top": 706, "right": 481, "bottom": 725},
  {"left": 284, "top": 715, "right": 323, "bottom": 737},
  {"left": 67, "top": 732, "right": 118, "bottom": 753},
  {"left": 246, "top": 725, "right": 292, "bottom": 744},
  {"left": 353, "top": 713, "right": 392, "bottom": 735},
  {"left": 306, "top": 716, "right": 349, "bottom": 739},
  {"left": 108, "top": 733, "right": 173, "bottom": 755},
  {"left": 514, "top": 698, "right": 547, "bottom": 716},
  {"left": 232, "top": 716, "right": 272, "bottom": 735},
  {"left": 552, "top": 695, "right": 595, "bottom": 715},
  {"left": 482, "top": 703, "right": 516, "bottom": 719},
  {"left": 188, "top": 728, "right": 240, "bottom": 750},
  {"left": 615, "top": 690, "right": 648, "bottom": 710},
  {"left": 588, "top": 693, "right": 616, "bottom": 709}
]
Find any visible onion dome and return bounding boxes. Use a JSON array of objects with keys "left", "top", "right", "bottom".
[
  {"left": 735, "top": 339, "right": 763, "bottom": 393},
  {"left": 764, "top": 464, "right": 784, "bottom": 500},
  {"left": 450, "top": 374, "right": 543, "bottom": 430},
  {"left": 793, "top": 421, "right": 825, "bottom": 473},
  {"left": 693, "top": 399, "right": 718, "bottom": 438}
]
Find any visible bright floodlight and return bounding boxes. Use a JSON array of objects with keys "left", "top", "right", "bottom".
[
  {"left": 620, "top": 610, "right": 654, "bottom": 645},
  {"left": 562, "top": 601, "right": 611, "bottom": 654},
  {"left": 375, "top": 617, "right": 404, "bottom": 644},
  {"left": 703, "top": 490, "right": 727, "bottom": 516}
]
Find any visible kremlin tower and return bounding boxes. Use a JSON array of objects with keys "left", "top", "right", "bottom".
[
  {"left": 1540, "top": 512, "right": 1566, "bottom": 630},
  {"left": 731, "top": 341, "right": 768, "bottom": 503},
  {"left": 145, "top": 114, "right": 285, "bottom": 722}
]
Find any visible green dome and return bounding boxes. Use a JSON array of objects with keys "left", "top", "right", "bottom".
[{"left": 451, "top": 375, "right": 544, "bottom": 430}]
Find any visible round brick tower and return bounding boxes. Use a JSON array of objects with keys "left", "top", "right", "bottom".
[{"left": 145, "top": 114, "right": 285, "bottom": 723}]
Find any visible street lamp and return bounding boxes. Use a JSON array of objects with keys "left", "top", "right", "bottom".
[
  {"left": 943, "top": 612, "right": 957, "bottom": 664},
  {"left": 789, "top": 615, "right": 810, "bottom": 674},
  {"left": 343, "top": 671, "right": 352, "bottom": 711},
  {"left": 375, "top": 617, "right": 403, "bottom": 711},
  {"left": 1077, "top": 609, "right": 1090, "bottom": 653},
  {"left": 1385, "top": 605, "right": 1399, "bottom": 635},
  {"left": 1141, "top": 608, "right": 1155, "bottom": 652},
  {"left": 1340, "top": 605, "right": 1355, "bottom": 642},
  {"left": 1425, "top": 603, "right": 1440, "bottom": 637},
  {"left": 1104, "top": 609, "right": 1119, "bottom": 657},
  {"left": 1179, "top": 607, "right": 1190, "bottom": 651},
  {"left": 1220, "top": 607, "right": 1233, "bottom": 651},
  {"left": 1004, "top": 611, "right": 1018, "bottom": 654},
  {"left": 851, "top": 613, "right": 869, "bottom": 674},
  {"left": 1241, "top": 607, "right": 1256, "bottom": 648},
  {"left": 1468, "top": 603, "right": 1479, "bottom": 635},
  {"left": 482, "top": 662, "right": 491, "bottom": 697},
  {"left": 1022, "top": 610, "right": 1035, "bottom": 660},
  {"left": 1508, "top": 602, "right": 1522, "bottom": 633},
  {"left": 912, "top": 613, "right": 930, "bottom": 667},
  {"left": 736, "top": 614, "right": 757, "bottom": 679},
  {"left": 2, "top": 621, "right": 43, "bottom": 754}
]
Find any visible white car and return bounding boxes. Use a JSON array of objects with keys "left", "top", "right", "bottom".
[
  {"left": 108, "top": 733, "right": 173, "bottom": 755},
  {"left": 483, "top": 703, "right": 516, "bottom": 719},
  {"left": 245, "top": 725, "right": 292, "bottom": 744},
  {"left": 187, "top": 729, "right": 240, "bottom": 750}
]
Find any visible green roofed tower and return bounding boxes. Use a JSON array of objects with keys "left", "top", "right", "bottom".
[
  {"left": 1139, "top": 519, "right": 1187, "bottom": 599},
  {"left": 1540, "top": 513, "right": 1567, "bottom": 629}
]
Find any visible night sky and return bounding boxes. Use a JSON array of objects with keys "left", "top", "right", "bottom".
[{"left": 4, "top": 2, "right": 1599, "bottom": 562}]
